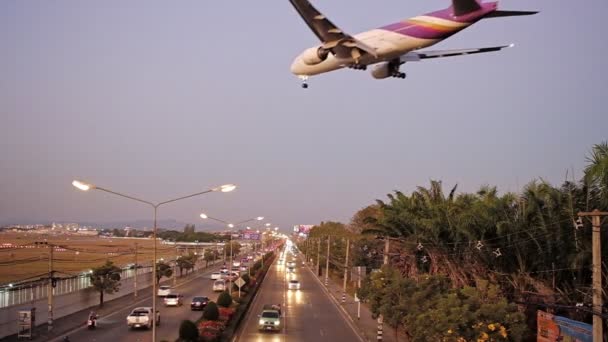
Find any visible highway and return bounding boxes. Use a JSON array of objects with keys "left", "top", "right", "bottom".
[
  {"left": 53, "top": 263, "right": 227, "bottom": 342},
  {"left": 236, "top": 248, "right": 363, "bottom": 342}
]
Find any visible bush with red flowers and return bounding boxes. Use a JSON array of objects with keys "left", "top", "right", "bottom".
[
  {"left": 198, "top": 320, "right": 225, "bottom": 342},
  {"left": 218, "top": 307, "right": 235, "bottom": 322}
]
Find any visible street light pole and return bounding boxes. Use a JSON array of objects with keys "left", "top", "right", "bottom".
[{"left": 72, "top": 180, "right": 236, "bottom": 342}]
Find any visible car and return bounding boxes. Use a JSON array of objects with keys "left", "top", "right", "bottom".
[
  {"left": 211, "top": 272, "right": 222, "bottom": 280},
  {"left": 287, "top": 261, "right": 296, "bottom": 267},
  {"left": 247, "top": 255, "right": 253, "bottom": 260},
  {"left": 258, "top": 304, "right": 281, "bottom": 331},
  {"left": 288, "top": 279, "right": 301, "bottom": 290},
  {"left": 287, "top": 267, "right": 295, "bottom": 273},
  {"left": 127, "top": 307, "right": 159, "bottom": 329},
  {"left": 233, "top": 261, "right": 241, "bottom": 267},
  {"left": 164, "top": 293, "right": 183, "bottom": 306},
  {"left": 157, "top": 285, "right": 172, "bottom": 297},
  {"left": 220, "top": 266, "right": 229, "bottom": 274},
  {"left": 239, "top": 265, "right": 248, "bottom": 272},
  {"left": 213, "top": 280, "right": 226, "bottom": 292},
  {"left": 190, "top": 296, "right": 209, "bottom": 310}
]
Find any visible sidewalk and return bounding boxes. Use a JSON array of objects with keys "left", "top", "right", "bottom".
[
  {"left": 2, "top": 260, "right": 222, "bottom": 342},
  {"left": 304, "top": 260, "right": 396, "bottom": 342}
]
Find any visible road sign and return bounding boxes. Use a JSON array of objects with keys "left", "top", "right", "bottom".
[{"left": 234, "top": 277, "right": 245, "bottom": 288}]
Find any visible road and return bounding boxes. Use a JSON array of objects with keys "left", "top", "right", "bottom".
[
  {"left": 53, "top": 263, "right": 228, "bottom": 342},
  {"left": 236, "top": 249, "right": 363, "bottom": 342}
]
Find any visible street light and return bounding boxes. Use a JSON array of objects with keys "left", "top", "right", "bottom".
[
  {"left": 72, "top": 180, "right": 236, "bottom": 341},
  {"left": 200, "top": 213, "right": 265, "bottom": 295}
]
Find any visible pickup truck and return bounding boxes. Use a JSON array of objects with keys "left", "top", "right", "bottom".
[
  {"left": 258, "top": 304, "right": 281, "bottom": 332},
  {"left": 126, "top": 307, "right": 160, "bottom": 329}
]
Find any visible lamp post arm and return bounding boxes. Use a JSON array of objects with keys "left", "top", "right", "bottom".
[
  {"left": 234, "top": 218, "right": 256, "bottom": 225},
  {"left": 206, "top": 216, "right": 230, "bottom": 225},
  {"left": 95, "top": 187, "right": 155, "bottom": 208},
  {"left": 158, "top": 189, "right": 215, "bottom": 207}
]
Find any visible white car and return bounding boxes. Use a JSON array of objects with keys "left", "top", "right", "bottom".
[
  {"left": 287, "top": 261, "right": 296, "bottom": 267},
  {"left": 213, "top": 280, "right": 226, "bottom": 292},
  {"left": 163, "top": 293, "right": 183, "bottom": 306},
  {"left": 239, "top": 265, "right": 248, "bottom": 272},
  {"left": 232, "top": 261, "right": 241, "bottom": 267},
  {"left": 211, "top": 272, "right": 222, "bottom": 280},
  {"left": 157, "top": 285, "right": 172, "bottom": 297},
  {"left": 288, "top": 280, "right": 301, "bottom": 290}
]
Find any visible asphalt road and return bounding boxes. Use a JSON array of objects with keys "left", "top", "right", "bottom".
[
  {"left": 235, "top": 249, "right": 363, "bottom": 342},
  {"left": 53, "top": 263, "right": 229, "bottom": 342}
]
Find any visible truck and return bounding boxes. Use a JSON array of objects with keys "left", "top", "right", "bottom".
[
  {"left": 258, "top": 304, "right": 281, "bottom": 331},
  {"left": 126, "top": 307, "right": 160, "bottom": 330}
]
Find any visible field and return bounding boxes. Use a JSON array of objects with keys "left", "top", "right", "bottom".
[{"left": 0, "top": 233, "right": 199, "bottom": 284}]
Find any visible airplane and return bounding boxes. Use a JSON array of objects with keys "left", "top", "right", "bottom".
[{"left": 289, "top": 0, "right": 537, "bottom": 88}]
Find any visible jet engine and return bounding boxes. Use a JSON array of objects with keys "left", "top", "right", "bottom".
[
  {"left": 302, "top": 47, "right": 330, "bottom": 65},
  {"left": 371, "top": 60, "right": 406, "bottom": 79}
]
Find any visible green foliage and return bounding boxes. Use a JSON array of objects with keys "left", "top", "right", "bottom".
[
  {"left": 183, "top": 224, "right": 195, "bottom": 235},
  {"left": 176, "top": 253, "right": 197, "bottom": 276},
  {"left": 203, "top": 301, "right": 220, "bottom": 321},
  {"left": 223, "top": 241, "right": 241, "bottom": 257},
  {"left": 203, "top": 250, "right": 218, "bottom": 266},
  {"left": 89, "top": 260, "right": 122, "bottom": 307},
  {"left": 358, "top": 269, "right": 526, "bottom": 342},
  {"left": 157, "top": 230, "right": 220, "bottom": 243},
  {"left": 177, "top": 320, "right": 199, "bottom": 342},
  {"left": 155, "top": 261, "right": 173, "bottom": 284},
  {"left": 217, "top": 291, "right": 232, "bottom": 308},
  {"left": 584, "top": 141, "right": 608, "bottom": 209}
]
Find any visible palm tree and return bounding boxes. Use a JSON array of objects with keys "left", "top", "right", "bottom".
[{"left": 584, "top": 142, "right": 608, "bottom": 209}]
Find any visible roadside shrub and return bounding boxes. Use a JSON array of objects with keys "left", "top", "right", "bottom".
[
  {"left": 218, "top": 307, "right": 235, "bottom": 322},
  {"left": 241, "top": 274, "right": 251, "bottom": 287},
  {"left": 217, "top": 291, "right": 232, "bottom": 308},
  {"left": 198, "top": 321, "right": 225, "bottom": 342},
  {"left": 178, "top": 320, "right": 199, "bottom": 342},
  {"left": 203, "top": 301, "right": 219, "bottom": 321}
]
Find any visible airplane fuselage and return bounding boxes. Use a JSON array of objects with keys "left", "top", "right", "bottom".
[{"left": 291, "top": 2, "right": 498, "bottom": 76}]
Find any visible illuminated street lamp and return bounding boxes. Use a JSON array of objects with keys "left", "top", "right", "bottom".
[
  {"left": 200, "top": 213, "right": 264, "bottom": 295},
  {"left": 72, "top": 180, "right": 236, "bottom": 341}
]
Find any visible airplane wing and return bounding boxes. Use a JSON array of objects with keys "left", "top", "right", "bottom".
[
  {"left": 289, "top": 0, "right": 377, "bottom": 61},
  {"left": 401, "top": 44, "right": 514, "bottom": 62}
]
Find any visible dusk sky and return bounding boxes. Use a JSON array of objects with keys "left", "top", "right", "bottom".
[{"left": 2, "top": 0, "right": 607, "bottom": 232}]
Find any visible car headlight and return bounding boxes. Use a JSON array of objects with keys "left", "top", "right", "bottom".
[
  {"left": 274, "top": 321, "right": 280, "bottom": 325},
  {"left": 259, "top": 319, "right": 265, "bottom": 325}
]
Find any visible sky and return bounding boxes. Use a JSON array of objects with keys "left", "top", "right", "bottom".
[{"left": 1, "top": 0, "right": 607, "bottom": 232}]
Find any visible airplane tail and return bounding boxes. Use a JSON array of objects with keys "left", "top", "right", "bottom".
[
  {"left": 452, "top": 0, "right": 481, "bottom": 16},
  {"left": 485, "top": 10, "right": 539, "bottom": 18}
]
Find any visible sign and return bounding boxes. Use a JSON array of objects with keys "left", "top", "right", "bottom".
[
  {"left": 240, "top": 233, "right": 260, "bottom": 241},
  {"left": 234, "top": 277, "right": 245, "bottom": 288},
  {"left": 17, "top": 309, "right": 35, "bottom": 339},
  {"left": 537, "top": 310, "right": 592, "bottom": 342}
]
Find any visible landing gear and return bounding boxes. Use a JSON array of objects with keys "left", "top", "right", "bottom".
[
  {"left": 298, "top": 75, "right": 309, "bottom": 89},
  {"left": 348, "top": 64, "right": 367, "bottom": 71},
  {"left": 392, "top": 72, "right": 406, "bottom": 79}
]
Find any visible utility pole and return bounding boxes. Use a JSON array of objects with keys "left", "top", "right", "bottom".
[
  {"left": 316, "top": 238, "right": 321, "bottom": 276},
  {"left": 325, "top": 235, "right": 330, "bottom": 286},
  {"left": 173, "top": 246, "right": 178, "bottom": 286},
  {"left": 134, "top": 242, "right": 138, "bottom": 299},
  {"left": 343, "top": 238, "right": 350, "bottom": 303},
  {"left": 229, "top": 235, "right": 233, "bottom": 295},
  {"left": 383, "top": 238, "right": 390, "bottom": 266},
  {"left": 578, "top": 210, "right": 608, "bottom": 342},
  {"left": 47, "top": 243, "right": 54, "bottom": 332}
]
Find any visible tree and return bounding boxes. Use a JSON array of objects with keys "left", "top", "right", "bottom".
[
  {"left": 203, "top": 301, "right": 219, "bottom": 320},
  {"left": 89, "top": 261, "right": 122, "bottom": 307},
  {"left": 156, "top": 261, "right": 173, "bottom": 284},
  {"left": 217, "top": 291, "right": 232, "bottom": 308},
  {"left": 224, "top": 240, "right": 242, "bottom": 257},
  {"left": 584, "top": 141, "right": 608, "bottom": 209},
  {"left": 177, "top": 320, "right": 199, "bottom": 342},
  {"left": 176, "top": 253, "right": 196, "bottom": 276},
  {"left": 203, "top": 250, "right": 217, "bottom": 267},
  {"left": 183, "top": 224, "right": 195, "bottom": 235}
]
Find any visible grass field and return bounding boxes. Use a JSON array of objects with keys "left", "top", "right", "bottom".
[{"left": 0, "top": 233, "right": 207, "bottom": 285}]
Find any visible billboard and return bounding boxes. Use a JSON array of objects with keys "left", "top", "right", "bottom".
[
  {"left": 239, "top": 232, "right": 260, "bottom": 240},
  {"left": 537, "top": 310, "right": 592, "bottom": 342},
  {"left": 293, "top": 225, "right": 313, "bottom": 236}
]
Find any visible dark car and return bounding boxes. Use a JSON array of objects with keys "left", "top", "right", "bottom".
[{"left": 190, "top": 296, "right": 209, "bottom": 311}]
